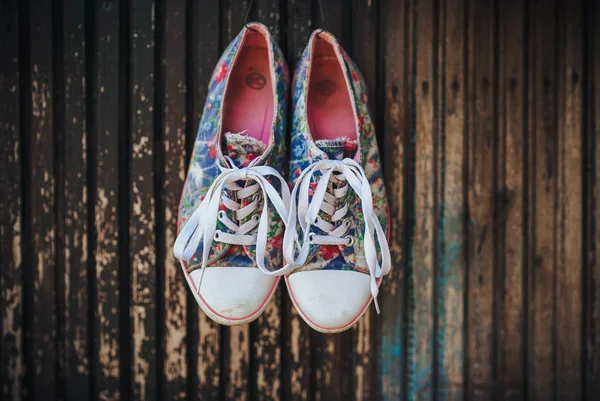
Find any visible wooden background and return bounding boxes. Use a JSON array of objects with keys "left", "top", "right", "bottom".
[{"left": 1, "top": 0, "right": 599, "bottom": 400}]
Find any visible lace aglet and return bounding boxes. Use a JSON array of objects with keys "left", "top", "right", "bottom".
[
  {"left": 374, "top": 296, "right": 381, "bottom": 314},
  {"left": 196, "top": 267, "right": 207, "bottom": 294}
]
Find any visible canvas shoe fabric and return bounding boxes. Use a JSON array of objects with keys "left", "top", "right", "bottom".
[
  {"left": 283, "top": 29, "right": 392, "bottom": 333},
  {"left": 174, "top": 23, "right": 290, "bottom": 326}
]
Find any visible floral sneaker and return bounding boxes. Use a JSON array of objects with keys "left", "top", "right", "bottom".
[
  {"left": 282, "top": 30, "right": 391, "bottom": 333},
  {"left": 174, "top": 23, "right": 290, "bottom": 326}
]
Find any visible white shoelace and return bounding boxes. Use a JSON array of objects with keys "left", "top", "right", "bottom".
[
  {"left": 174, "top": 156, "right": 291, "bottom": 291},
  {"left": 282, "top": 158, "right": 391, "bottom": 313}
]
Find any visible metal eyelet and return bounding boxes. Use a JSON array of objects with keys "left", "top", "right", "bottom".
[
  {"left": 252, "top": 214, "right": 260, "bottom": 221},
  {"left": 345, "top": 235, "right": 355, "bottom": 247},
  {"left": 218, "top": 211, "right": 226, "bottom": 219},
  {"left": 308, "top": 232, "right": 316, "bottom": 244},
  {"left": 214, "top": 230, "right": 221, "bottom": 240}
]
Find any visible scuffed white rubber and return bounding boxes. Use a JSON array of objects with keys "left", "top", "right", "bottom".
[
  {"left": 181, "top": 262, "right": 279, "bottom": 326},
  {"left": 285, "top": 270, "right": 374, "bottom": 333}
]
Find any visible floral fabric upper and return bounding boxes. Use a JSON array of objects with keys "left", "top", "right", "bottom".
[
  {"left": 178, "top": 23, "right": 289, "bottom": 273},
  {"left": 289, "top": 30, "right": 389, "bottom": 274}
]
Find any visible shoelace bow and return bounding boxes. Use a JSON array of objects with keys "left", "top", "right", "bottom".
[
  {"left": 174, "top": 156, "right": 291, "bottom": 291},
  {"left": 282, "top": 158, "right": 392, "bottom": 313}
]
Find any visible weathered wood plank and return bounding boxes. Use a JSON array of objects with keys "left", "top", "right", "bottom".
[
  {"left": 586, "top": 1, "right": 600, "bottom": 398},
  {"left": 225, "top": 325, "right": 251, "bottom": 401},
  {"left": 189, "top": 1, "right": 221, "bottom": 400},
  {"left": 466, "top": 0, "right": 495, "bottom": 399},
  {"left": 556, "top": 1, "right": 583, "bottom": 400},
  {"left": 411, "top": 0, "right": 436, "bottom": 398},
  {"left": 27, "top": 0, "right": 57, "bottom": 398},
  {"left": 437, "top": 0, "right": 466, "bottom": 399},
  {"left": 160, "top": 0, "right": 187, "bottom": 399},
  {"left": 527, "top": 1, "right": 558, "bottom": 400},
  {"left": 379, "top": 0, "right": 411, "bottom": 399},
  {"left": 351, "top": 1, "right": 379, "bottom": 399},
  {"left": 58, "top": 0, "right": 90, "bottom": 398},
  {"left": 0, "top": 1, "right": 23, "bottom": 399},
  {"left": 93, "top": 1, "right": 122, "bottom": 398},
  {"left": 283, "top": 2, "right": 313, "bottom": 400},
  {"left": 497, "top": 1, "right": 526, "bottom": 400},
  {"left": 128, "top": 1, "right": 157, "bottom": 399}
]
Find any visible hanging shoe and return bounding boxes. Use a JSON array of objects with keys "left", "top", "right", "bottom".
[
  {"left": 284, "top": 29, "right": 391, "bottom": 333},
  {"left": 174, "top": 22, "right": 290, "bottom": 326}
]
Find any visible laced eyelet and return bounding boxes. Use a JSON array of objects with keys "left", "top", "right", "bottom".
[
  {"left": 345, "top": 235, "right": 355, "bottom": 247},
  {"left": 252, "top": 214, "right": 260, "bottom": 222}
]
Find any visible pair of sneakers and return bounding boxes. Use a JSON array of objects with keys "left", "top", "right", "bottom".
[{"left": 174, "top": 23, "right": 391, "bottom": 334}]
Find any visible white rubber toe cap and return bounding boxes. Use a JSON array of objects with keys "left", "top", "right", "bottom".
[
  {"left": 286, "top": 270, "right": 372, "bottom": 333},
  {"left": 184, "top": 265, "right": 279, "bottom": 326}
]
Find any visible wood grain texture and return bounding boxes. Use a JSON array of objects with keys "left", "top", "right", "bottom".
[
  {"left": 411, "top": 0, "right": 436, "bottom": 399},
  {"left": 57, "top": 0, "right": 90, "bottom": 398},
  {"left": 0, "top": 2, "right": 597, "bottom": 401},
  {"left": 0, "top": 1, "right": 23, "bottom": 399},
  {"left": 188, "top": 1, "right": 222, "bottom": 400},
  {"left": 160, "top": 0, "right": 187, "bottom": 399},
  {"left": 128, "top": 1, "right": 157, "bottom": 399},
  {"left": 93, "top": 1, "right": 122, "bottom": 398},
  {"left": 586, "top": 1, "right": 600, "bottom": 398},
  {"left": 27, "top": 0, "right": 57, "bottom": 398},
  {"left": 466, "top": 0, "right": 495, "bottom": 399},
  {"left": 555, "top": 1, "right": 583, "bottom": 400},
  {"left": 527, "top": 1, "right": 557, "bottom": 400},
  {"left": 497, "top": 1, "right": 526, "bottom": 400},
  {"left": 379, "top": 0, "right": 411, "bottom": 399},
  {"left": 437, "top": 0, "right": 466, "bottom": 399}
]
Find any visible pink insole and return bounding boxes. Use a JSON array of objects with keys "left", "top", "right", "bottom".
[
  {"left": 307, "top": 39, "right": 357, "bottom": 141},
  {"left": 222, "top": 32, "right": 273, "bottom": 145}
]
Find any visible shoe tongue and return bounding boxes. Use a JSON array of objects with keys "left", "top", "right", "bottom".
[
  {"left": 223, "top": 131, "right": 267, "bottom": 167},
  {"left": 315, "top": 137, "right": 359, "bottom": 160}
]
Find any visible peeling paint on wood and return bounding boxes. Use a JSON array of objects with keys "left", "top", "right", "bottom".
[
  {"left": 161, "top": 0, "right": 187, "bottom": 400},
  {"left": 58, "top": 1, "right": 90, "bottom": 399},
  {"left": 93, "top": 1, "right": 122, "bottom": 397},
  {"left": 129, "top": 2, "right": 157, "bottom": 400},
  {"left": 0, "top": 1, "right": 23, "bottom": 399}
]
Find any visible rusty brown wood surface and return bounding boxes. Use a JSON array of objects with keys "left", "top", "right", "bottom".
[{"left": 0, "top": 0, "right": 597, "bottom": 400}]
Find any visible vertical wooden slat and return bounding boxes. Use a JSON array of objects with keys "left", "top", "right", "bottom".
[
  {"left": 283, "top": 2, "right": 313, "bottom": 400},
  {"left": 466, "top": 0, "right": 495, "bottom": 399},
  {"left": 0, "top": 1, "right": 23, "bottom": 399},
  {"left": 379, "top": 0, "right": 411, "bottom": 399},
  {"left": 411, "top": 0, "right": 436, "bottom": 398},
  {"left": 253, "top": 2, "right": 283, "bottom": 400},
  {"left": 59, "top": 0, "right": 90, "bottom": 398},
  {"left": 351, "top": 1, "right": 378, "bottom": 399},
  {"left": 586, "top": 0, "right": 600, "bottom": 397},
  {"left": 160, "top": 0, "right": 187, "bottom": 399},
  {"left": 497, "top": 1, "right": 526, "bottom": 400},
  {"left": 93, "top": 1, "right": 122, "bottom": 398},
  {"left": 27, "top": 0, "right": 57, "bottom": 398},
  {"left": 556, "top": 1, "right": 583, "bottom": 400},
  {"left": 527, "top": 1, "right": 558, "bottom": 400},
  {"left": 189, "top": 1, "right": 221, "bottom": 400},
  {"left": 129, "top": 1, "right": 157, "bottom": 400},
  {"left": 437, "top": 0, "right": 466, "bottom": 399}
]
